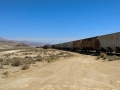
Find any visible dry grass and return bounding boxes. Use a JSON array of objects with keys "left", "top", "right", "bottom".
[
  {"left": 100, "top": 52, "right": 107, "bottom": 59},
  {"left": 0, "top": 65, "right": 3, "bottom": 69},
  {"left": 1, "top": 60, "right": 9, "bottom": 65},
  {"left": 96, "top": 52, "right": 108, "bottom": 60},
  {"left": 0, "top": 48, "right": 73, "bottom": 72},
  {"left": 96, "top": 52, "right": 120, "bottom": 61},
  {"left": 12, "top": 59, "right": 22, "bottom": 66},
  {"left": 0, "top": 58, "right": 3, "bottom": 62},
  {"left": 96, "top": 56, "right": 101, "bottom": 60},
  {"left": 3, "top": 71, "right": 9, "bottom": 77},
  {"left": 36, "top": 55, "right": 43, "bottom": 62},
  {"left": 21, "top": 64, "right": 30, "bottom": 70}
]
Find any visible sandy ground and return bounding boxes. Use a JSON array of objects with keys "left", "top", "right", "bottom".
[{"left": 0, "top": 52, "right": 120, "bottom": 90}]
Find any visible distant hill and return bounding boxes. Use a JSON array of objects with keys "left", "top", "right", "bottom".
[
  {"left": 0, "top": 37, "right": 6, "bottom": 41},
  {"left": 0, "top": 37, "right": 49, "bottom": 47},
  {"left": 13, "top": 40, "right": 48, "bottom": 47}
]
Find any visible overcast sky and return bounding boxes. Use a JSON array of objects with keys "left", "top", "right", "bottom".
[{"left": 0, "top": 0, "right": 120, "bottom": 44}]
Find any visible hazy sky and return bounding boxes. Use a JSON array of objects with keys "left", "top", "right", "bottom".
[{"left": 0, "top": 0, "right": 120, "bottom": 44}]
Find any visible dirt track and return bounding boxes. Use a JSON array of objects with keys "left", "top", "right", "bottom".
[{"left": 0, "top": 52, "right": 120, "bottom": 90}]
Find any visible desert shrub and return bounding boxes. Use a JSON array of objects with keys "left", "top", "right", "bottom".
[
  {"left": 103, "top": 56, "right": 107, "bottom": 60},
  {"left": 24, "top": 53, "right": 28, "bottom": 55},
  {"left": 0, "top": 58, "right": 3, "bottom": 62},
  {"left": 22, "top": 64, "right": 30, "bottom": 70},
  {"left": 3, "top": 71, "right": 9, "bottom": 77},
  {"left": 3, "top": 53, "right": 13, "bottom": 58},
  {"left": 47, "top": 60, "right": 51, "bottom": 63},
  {"left": 118, "top": 57, "right": 120, "bottom": 60},
  {"left": 112, "top": 55, "right": 119, "bottom": 60},
  {"left": 25, "top": 56, "right": 31, "bottom": 58},
  {"left": 12, "top": 60, "right": 22, "bottom": 66},
  {"left": 24, "top": 58, "right": 34, "bottom": 64},
  {"left": 0, "top": 65, "right": 3, "bottom": 69},
  {"left": 47, "top": 55, "right": 59, "bottom": 63},
  {"left": 44, "top": 56, "right": 50, "bottom": 61},
  {"left": 66, "top": 53, "right": 72, "bottom": 57},
  {"left": 32, "top": 61, "right": 36, "bottom": 64},
  {"left": 106, "top": 55, "right": 120, "bottom": 61},
  {"left": 100, "top": 52, "right": 107, "bottom": 58},
  {"left": 50, "top": 55, "right": 58, "bottom": 60},
  {"left": 57, "top": 52, "right": 72, "bottom": 57},
  {"left": 107, "top": 56, "right": 115, "bottom": 61},
  {"left": 36, "top": 55, "right": 43, "bottom": 62},
  {"left": 58, "top": 52, "right": 64, "bottom": 55},
  {"left": 1, "top": 61, "right": 9, "bottom": 65},
  {"left": 96, "top": 56, "right": 101, "bottom": 60}
]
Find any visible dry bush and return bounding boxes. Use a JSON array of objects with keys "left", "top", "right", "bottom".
[
  {"left": 1, "top": 58, "right": 21, "bottom": 66},
  {"left": 25, "top": 56, "right": 31, "bottom": 59},
  {"left": 12, "top": 60, "right": 22, "bottom": 66},
  {"left": 0, "top": 65, "right": 3, "bottom": 69},
  {"left": 24, "top": 56, "right": 34, "bottom": 64},
  {"left": 36, "top": 55, "right": 43, "bottom": 62},
  {"left": 107, "top": 56, "right": 115, "bottom": 61},
  {"left": 1, "top": 60, "right": 9, "bottom": 65},
  {"left": 31, "top": 60, "right": 36, "bottom": 64},
  {"left": 57, "top": 52, "right": 65, "bottom": 55},
  {"left": 24, "top": 53, "right": 28, "bottom": 55},
  {"left": 22, "top": 64, "right": 30, "bottom": 70},
  {"left": 96, "top": 52, "right": 107, "bottom": 60},
  {"left": 12, "top": 58, "right": 23, "bottom": 66},
  {"left": 24, "top": 58, "right": 34, "bottom": 64},
  {"left": 112, "top": 55, "right": 119, "bottom": 60},
  {"left": 44, "top": 56, "right": 50, "bottom": 61},
  {"left": 118, "top": 57, "right": 120, "bottom": 60},
  {"left": 100, "top": 52, "right": 107, "bottom": 58},
  {"left": 47, "top": 60, "right": 51, "bottom": 63},
  {"left": 103, "top": 56, "right": 107, "bottom": 60},
  {"left": 47, "top": 55, "right": 59, "bottom": 63},
  {"left": 12, "top": 57, "right": 35, "bottom": 66},
  {"left": 96, "top": 56, "right": 101, "bottom": 60},
  {"left": 57, "top": 52, "right": 72, "bottom": 57},
  {"left": 0, "top": 58, "right": 3, "bottom": 62},
  {"left": 3, "top": 53, "right": 13, "bottom": 58},
  {"left": 50, "top": 55, "right": 59, "bottom": 60},
  {"left": 107, "top": 55, "right": 120, "bottom": 61},
  {"left": 3, "top": 71, "right": 9, "bottom": 77}
]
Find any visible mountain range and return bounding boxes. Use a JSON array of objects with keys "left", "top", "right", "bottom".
[{"left": 0, "top": 37, "right": 48, "bottom": 47}]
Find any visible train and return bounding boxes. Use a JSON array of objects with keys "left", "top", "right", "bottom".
[{"left": 43, "top": 32, "right": 120, "bottom": 53}]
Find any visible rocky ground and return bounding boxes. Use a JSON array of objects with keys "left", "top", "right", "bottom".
[{"left": 0, "top": 48, "right": 120, "bottom": 90}]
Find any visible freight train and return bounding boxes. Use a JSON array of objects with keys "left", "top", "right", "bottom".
[{"left": 43, "top": 32, "right": 120, "bottom": 53}]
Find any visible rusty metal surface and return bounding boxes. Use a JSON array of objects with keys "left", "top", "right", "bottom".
[
  {"left": 81, "top": 37, "right": 100, "bottom": 50},
  {"left": 73, "top": 40, "right": 82, "bottom": 49}
]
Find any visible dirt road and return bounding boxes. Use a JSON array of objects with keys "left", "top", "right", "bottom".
[{"left": 0, "top": 52, "right": 120, "bottom": 90}]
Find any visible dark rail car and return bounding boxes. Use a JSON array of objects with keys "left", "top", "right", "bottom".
[
  {"left": 73, "top": 40, "right": 82, "bottom": 51},
  {"left": 81, "top": 37, "right": 100, "bottom": 51}
]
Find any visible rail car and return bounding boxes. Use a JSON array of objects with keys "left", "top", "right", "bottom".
[
  {"left": 98, "top": 32, "right": 120, "bottom": 52},
  {"left": 81, "top": 37, "right": 100, "bottom": 51},
  {"left": 44, "top": 32, "right": 120, "bottom": 53},
  {"left": 66, "top": 42, "right": 73, "bottom": 51},
  {"left": 73, "top": 40, "right": 82, "bottom": 51},
  {"left": 43, "top": 44, "right": 51, "bottom": 49}
]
